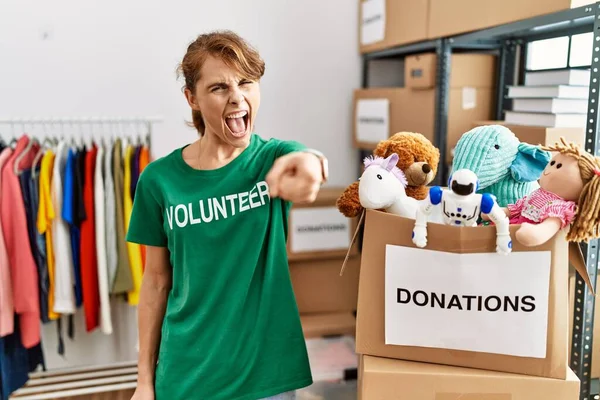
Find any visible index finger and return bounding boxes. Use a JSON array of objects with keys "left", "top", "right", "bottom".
[{"left": 265, "top": 157, "right": 288, "bottom": 197}]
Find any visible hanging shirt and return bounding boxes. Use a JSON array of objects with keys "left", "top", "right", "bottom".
[
  {"left": 52, "top": 142, "right": 76, "bottom": 315},
  {"left": 103, "top": 141, "right": 118, "bottom": 292},
  {"left": 130, "top": 145, "right": 141, "bottom": 199},
  {"left": 0, "top": 148, "right": 14, "bottom": 337},
  {"left": 138, "top": 145, "right": 150, "bottom": 270},
  {"left": 111, "top": 139, "right": 133, "bottom": 294},
  {"left": 123, "top": 145, "right": 143, "bottom": 306},
  {"left": 80, "top": 145, "right": 99, "bottom": 332},
  {"left": 37, "top": 150, "right": 60, "bottom": 321},
  {"left": 0, "top": 136, "right": 41, "bottom": 348},
  {"left": 0, "top": 315, "right": 44, "bottom": 400},
  {"left": 27, "top": 164, "right": 50, "bottom": 327},
  {"left": 94, "top": 144, "right": 112, "bottom": 335},
  {"left": 19, "top": 165, "right": 49, "bottom": 325},
  {"left": 62, "top": 148, "right": 83, "bottom": 307}
]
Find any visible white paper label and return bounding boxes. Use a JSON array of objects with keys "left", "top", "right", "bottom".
[
  {"left": 361, "top": 0, "right": 386, "bottom": 45},
  {"left": 384, "top": 245, "right": 551, "bottom": 358},
  {"left": 290, "top": 207, "right": 351, "bottom": 253},
  {"left": 356, "top": 98, "right": 389, "bottom": 144},
  {"left": 462, "top": 87, "right": 477, "bottom": 110}
]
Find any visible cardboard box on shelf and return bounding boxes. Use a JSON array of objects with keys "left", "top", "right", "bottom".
[
  {"left": 353, "top": 88, "right": 434, "bottom": 149},
  {"left": 354, "top": 88, "right": 494, "bottom": 160},
  {"left": 428, "top": 0, "right": 594, "bottom": 39},
  {"left": 359, "top": 0, "right": 429, "bottom": 54},
  {"left": 358, "top": 355, "right": 580, "bottom": 400},
  {"left": 287, "top": 187, "right": 359, "bottom": 262},
  {"left": 405, "top": 53, "right": 496, "bottom": 90},
  {"left": 354, "top": 209, "right": 591, "bottom": 379},
  {"left": 291, "top": 255, "right": 360, "bottom": 314},
  {"left": 301, "top": 312, "right": 356, "bottom": 339},
  {"left": 472, "top": 120, "right": 585, "bottom": 149}
]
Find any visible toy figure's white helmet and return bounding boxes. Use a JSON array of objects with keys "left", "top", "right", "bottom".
[{"left": 448, "top": 169, "right": 478, "bottom": 196}]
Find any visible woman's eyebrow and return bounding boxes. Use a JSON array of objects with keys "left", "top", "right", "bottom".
[{"left": 207, "top": 80, "right": 228, "bottom": 89}]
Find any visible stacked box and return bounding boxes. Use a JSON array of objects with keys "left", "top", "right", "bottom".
[
  {"left": 354, "top": 53, "right": 496, "bottom": 162},
  {"left": 287, "top": 188, "right": 360, "bottom": 337},
  {"left": 353, "top": 209, "right": 584, "bottom": 398}
]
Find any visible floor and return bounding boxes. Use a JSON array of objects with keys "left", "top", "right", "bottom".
[
  {"left": 297, "top": 336, "right": 358, "bottom": 400},
  {"left": 298, "top": 380, "right": 357, "bottom": 400}
]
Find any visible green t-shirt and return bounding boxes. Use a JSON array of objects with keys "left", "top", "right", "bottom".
[{"left": 126, "top": 133, "right": 313, "bottom": 400}]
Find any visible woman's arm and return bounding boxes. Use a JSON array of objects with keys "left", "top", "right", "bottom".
[{"left": 137, "top": 245, "right": 172, "bottom": 388}]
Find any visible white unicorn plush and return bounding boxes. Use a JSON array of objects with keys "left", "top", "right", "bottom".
[{"left": 358, "top": 153, "right": 420, "bottom": 219}]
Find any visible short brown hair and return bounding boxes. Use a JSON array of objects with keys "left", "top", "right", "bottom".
[{"left": 177, "top": 30, "right": 266, "bottom": 135}]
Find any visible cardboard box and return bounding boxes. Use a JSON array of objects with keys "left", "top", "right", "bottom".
[
  {"left": 287, "top": 187, "right": 359, "bottom": 261},
  {"left": 353, "top": 88, "right": 435, "bottom": 148},
  {"left": 428, "top": 0, "right": 594, "bottom": 39},
  {"left": 355, "top": 209, "right": 577, "bottom": 379},
  {"left": 359, "top": 355, "right": 580, "bottom": 400},
  {"left": 354, "top": 88, "right": 494, "bottom": 161},
  {"left": 405, "top": 53, "right": 496, "bottom": 90},
  {"left": 472, "top": 121, "right": 585, "bottom": 149},
  {"left": 301, "top": 312, "right": 356, "bottom": 338},
  {"left": 359, "top": 0, "right": 429, "bottom": 54},
  {"left": 291, "top": 255, "right": 360, "bottom": 314}
]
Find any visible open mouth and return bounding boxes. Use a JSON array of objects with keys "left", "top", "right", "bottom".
[{"left": 225, "top": 110, "right": 249, "bottom": 138}]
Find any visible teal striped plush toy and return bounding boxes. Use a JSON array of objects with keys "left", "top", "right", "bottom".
[{"left": 452, "top": 125, "right": 551, "bottom": 208}]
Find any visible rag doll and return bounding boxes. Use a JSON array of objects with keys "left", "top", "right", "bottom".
[{"left": 504, "top": 137, "right": 600, "bottom": 247}]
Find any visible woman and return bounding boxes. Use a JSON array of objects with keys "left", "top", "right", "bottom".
[{"left": 127, "top": 30, "right": 328, "bottom": 400}]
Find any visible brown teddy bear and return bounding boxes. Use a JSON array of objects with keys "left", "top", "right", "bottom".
[{"left": 336, "top": 131, "right": 440, "bottom": 218}]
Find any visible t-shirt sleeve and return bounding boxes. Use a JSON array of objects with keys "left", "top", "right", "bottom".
[
  {"left": 275, "top": 139, "right": 307, "bottom": 158},
  {"left": 126, "top": 168, "right": 167, "bottom": 247}
]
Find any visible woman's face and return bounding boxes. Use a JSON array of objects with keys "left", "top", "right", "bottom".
[{"left": 186, "top": 55, "right": 260, "bottom": 147}]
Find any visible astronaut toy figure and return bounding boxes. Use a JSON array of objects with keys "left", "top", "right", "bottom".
[{"left": 412, "top": 169, "right": 512, "bottom": 255}]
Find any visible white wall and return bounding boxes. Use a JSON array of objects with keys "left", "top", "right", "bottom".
[{"left": 0, "top": 0, "right": 361, "bottom": 369}]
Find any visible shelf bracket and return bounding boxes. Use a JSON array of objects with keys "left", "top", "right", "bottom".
[
  {"left": 433, "top": 38, "right": 452, "bottom": 185},
  {"left": 571, "top": 3, "right": 600, "bottom": 400}
]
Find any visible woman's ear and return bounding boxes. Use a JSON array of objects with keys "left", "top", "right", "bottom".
[
  {"left": 184, "top": 88, "right": 201, "bottom": 111},
  {"left": 510, "top": 143, "right": 552, "bottom": 183}
]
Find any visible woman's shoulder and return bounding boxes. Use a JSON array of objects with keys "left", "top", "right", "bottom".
[
  {"left": 252, "top": 134, "right": 306, "bottom": 157},
  {"left": 137, "top": 148, "right": 181, "bottom": 181}
]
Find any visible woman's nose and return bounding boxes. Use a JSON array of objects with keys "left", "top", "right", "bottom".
[{"left": 229, "top": 89, "right": 245, "bottom": 105}]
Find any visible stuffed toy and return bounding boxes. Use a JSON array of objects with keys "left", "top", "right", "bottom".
[
  {"left": 502, "top": 138, "right": 600, "bottom": 247},
  {"left": 452, "top": 125, "right": 552, "bottom": 208},
  {"left": 359, "top": 153, "right": 420, "bottom": 219},
  {"left": 337, "top": 131, "right": 440, "bottom": 218},
  {"left": 412, "top": 169, "right": 512, "bottom": 255}
]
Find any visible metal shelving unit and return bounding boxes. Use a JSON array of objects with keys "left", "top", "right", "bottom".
[{"left": 360, "top": 3, "right": 600, "bottom": 399}]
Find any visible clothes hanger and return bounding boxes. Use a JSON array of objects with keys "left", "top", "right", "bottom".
[
  {"left": 31, "top": 122, "right": 52, "bottom": 176},
  {"left": 14, "top": 136, "right": 37, "bottom": 175},
  {"left": 31, "top": 137, "right": 54, "bottom": 178}
]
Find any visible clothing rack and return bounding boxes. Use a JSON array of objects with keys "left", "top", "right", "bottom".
[{"left": 0, "top": 116, "right": 163, "bottom": 150}]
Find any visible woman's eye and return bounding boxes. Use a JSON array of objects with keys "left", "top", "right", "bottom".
[
  {"left": 557, "top": 163, "right": 562, "bottom": 169},
  {"left": 550, "top": 160, "right": 556, "bottom": 166},
  {"left": 494, "top": 144, "right": 500, "bottom": 150},
  {"left": 240, "top": 80, "right": 252, "bottom": 86}
]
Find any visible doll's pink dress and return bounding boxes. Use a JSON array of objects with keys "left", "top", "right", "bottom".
[{"left": 507, "top": 188, "right": 576, "bottom": 228}]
